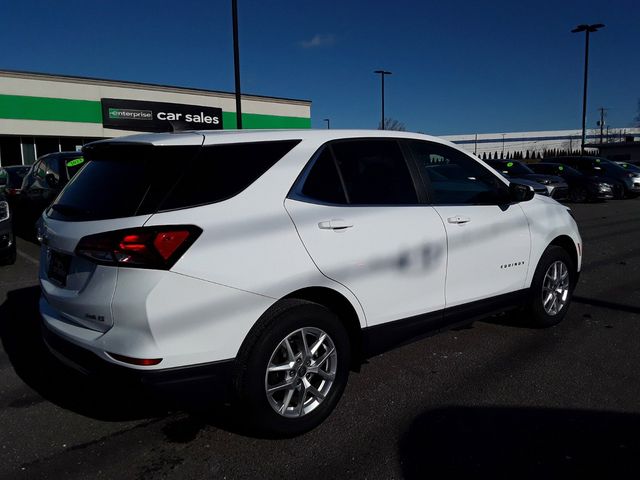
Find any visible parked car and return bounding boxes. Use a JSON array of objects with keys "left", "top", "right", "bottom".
[
  {"left": 507, "top": 177, "right": 549, "bottom": 196},
  {"left": 615, "top": 161, "right": 640, "bottom": 174},
  {"left": 0, "top": 168, "right": 7, "bottom": 194},
  {"left": 2, "top": 165, "right": 31, "bottom": 203},
  {"left": 39, "top": 130, "right": 582, "bottom": 436},
  {"left": 486, "top": 159, "right": 568, "bottom": 199},
  {"left": 20, "top": 151, "right": 86, "bottom": 222},
  {"left": 0, "top": 193, "right": 16, "bottom": 265},
  {"left": 546, "top": 156, "right": 640, "bottom": 199},
  {"left": 529, "top": 162, "right": 614, "bottom": 202}
]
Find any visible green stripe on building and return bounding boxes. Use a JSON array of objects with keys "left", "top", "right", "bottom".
[
  {"left": 0, "top": 94, "right": 102, "bottom": 123},
  {"left": 0, "top": 94, "right": 310, "bottom": 129}
]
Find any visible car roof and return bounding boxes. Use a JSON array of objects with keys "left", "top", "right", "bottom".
[
  {"left": 39, "top": 151, "right": 84, "bottom": 160},
  {"left": 4, "top": 165, "right": 30, "bottom": 170},
  {"left": 85, "top": 129, "right": 459, "bottom": 149}
]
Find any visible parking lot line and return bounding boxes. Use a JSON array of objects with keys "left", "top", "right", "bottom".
[{"left": 17, "top": 249, "right": 39, "bottom": 266}]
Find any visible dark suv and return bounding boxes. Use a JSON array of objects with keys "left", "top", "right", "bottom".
[
  {"left": 20, "top": 152, "right": 86, "bottom": 222},
  {"left": 546, "top": 156, "right": 640, "bottom": 199},
  {"left": 529, "top": 163, "right": 615, "bottom": 202},
  {"left": 486, "top": 160, "right": 568, "bottom": 199}
]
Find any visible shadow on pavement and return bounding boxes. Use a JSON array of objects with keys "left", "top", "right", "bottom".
[
  {"left": 0, "top": 286, "right": 172, "bottom": 421},
  {"left": 573, "top": 296, "right": 640, "bottom": 315},
  {"left": 399, "top": 406, "right": 640, "bottom": 478},
  {"left": 0, "top": 286, "right": 262, "bottom": 436}
]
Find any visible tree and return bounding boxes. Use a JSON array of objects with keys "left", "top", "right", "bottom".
[
  {"left": 635, "top": 99, "right": 640, "bottom": 127},
  {"left": 378, "top": 117, "right": 406, "bottom": 131}
]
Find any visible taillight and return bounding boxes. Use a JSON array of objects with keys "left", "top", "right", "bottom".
[
  {"left": 5, "top": 188, "right": 20, "bottom": 196},
  {"left": 75, "top": 225, "right": 201, "bottom": 269}
]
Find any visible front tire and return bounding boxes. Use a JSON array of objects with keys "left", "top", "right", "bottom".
[
  {"left": 234, "top": 299, "right": 350, "bottom": 437},
  {"left": 525, "top": 245, "right": 576, "bottom": 328}
]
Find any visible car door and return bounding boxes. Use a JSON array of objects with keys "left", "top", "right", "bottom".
[
  {"left": 405, "top": 140, "right": 531, "bottom": 308},
  {"left": 285, "top": 139, "right": 448, "bottom": 327}
]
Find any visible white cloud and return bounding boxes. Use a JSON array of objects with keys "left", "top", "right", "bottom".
[{"left": 299, "top": 33, "right": 336, "bottom": 48}]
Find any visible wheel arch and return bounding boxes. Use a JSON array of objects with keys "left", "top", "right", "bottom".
[
  {"left": 282, "top": 287, "right": 364, "bottom": 370},
  {"left": 549, "top": 235, "right": 579, "bottom": 272}
]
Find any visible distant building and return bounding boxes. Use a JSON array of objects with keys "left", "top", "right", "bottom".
[
  {"left": 441, "top": 128, "right": 640, "bottom": 158},
  {"left": 0, "top": 70, "right": 311, "bottom": 166}
]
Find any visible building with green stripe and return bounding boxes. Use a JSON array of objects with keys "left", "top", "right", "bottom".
[{"left": 0, "top": 70, "right": 311, "bottom": 166}]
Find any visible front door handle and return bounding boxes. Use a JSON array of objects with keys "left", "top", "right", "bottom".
[
  {"left": 447, "top": 215, "right": 471, "bottom": 225},
  {"left": 318, "top": 219, "right": 353, "bottom": 230}
]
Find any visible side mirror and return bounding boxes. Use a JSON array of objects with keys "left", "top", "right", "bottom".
[
  {"left": 509, "top": 182, "right": 535, "bottom": 202},
  {"left": 45, "top": 173, "right": 59, "bottom": 188}
]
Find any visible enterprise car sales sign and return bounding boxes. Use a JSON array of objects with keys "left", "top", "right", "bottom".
[{"left": 101, "top": 98, "right": 223, "bottom": 132}]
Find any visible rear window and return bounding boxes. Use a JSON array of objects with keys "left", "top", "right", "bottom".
[
  {"left": 6, "top": 168, "right": 29, "bottom": 187},
  {"left": 48, "top": 140, "right": 299, "bottom": 221}
]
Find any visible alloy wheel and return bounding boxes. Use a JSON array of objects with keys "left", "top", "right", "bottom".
[
  {"left": 264, "top": 327, "right": 338, "bottom": 418},
  {"left": 541, "top": 260, "right": 570, "bottom": 316}
]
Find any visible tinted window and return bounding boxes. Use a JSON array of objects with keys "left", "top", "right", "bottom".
[
  {"left": 408, "top": 141, "right": 509, "bottom": 205},
  {"left": 49, "top": 145, "right": 197, "bottom": 221},
  {"left": 44, "top": 156, "right": 62, "bottom": 183},
  {"left": 301, "top": 148, "right": 347, "bottom": 204},
  {"left": 63, "top": 155, "right": 86, "bottom": 180},
  {"left": 488, "top": 160, "right": 534, "bottom": 175},
  {"left": 6, "top": 167, "right": 29, "bottom": 187},
  {"left": 161, "top": 140, "right": 300, "bottom": 210},
  {"left": 331, "top": 140, "right": 418, "bottom": 205}
]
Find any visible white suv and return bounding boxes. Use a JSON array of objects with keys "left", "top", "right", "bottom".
[{"left": 39, "top": 130, "right": 582, "bottom": 435}]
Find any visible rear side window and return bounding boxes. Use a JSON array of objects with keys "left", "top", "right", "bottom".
[
  {"left": 49, "top": 145, "right": 198, "bottom": 221},
  {"left": 300, "top": 148, "right": 347, "bottom": 204},
  {"left": 331, "top": 140, "right": 418, "bottom": 205},
  {"left": 160, "top": 140, "right": 300, "bottom": 210}
]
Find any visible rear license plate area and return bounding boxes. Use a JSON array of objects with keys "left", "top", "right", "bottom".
[{"left": 48, "top": 250, "right": 71, "bottom": 287}]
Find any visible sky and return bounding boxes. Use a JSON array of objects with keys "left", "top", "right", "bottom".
[{"left": 0, "top": 0, "right": 638, "bottom": 135}]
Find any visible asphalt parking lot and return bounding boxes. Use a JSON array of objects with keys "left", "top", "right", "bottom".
[{"left": 1, "top": 198, "right": 639, "bottom": 479}]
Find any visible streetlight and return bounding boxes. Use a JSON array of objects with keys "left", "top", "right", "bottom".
[
  {"left": 373, "top": 70, "right": 392, "bottom": 129},
  {"left": 572, "top": 23, "right": 605, "bottom": 154},
  {"left": 232, "top": 0, "right": 242, "bottom": 129},
  {"left": 323, "top": 118, "right": 331, "bottom": 129}
]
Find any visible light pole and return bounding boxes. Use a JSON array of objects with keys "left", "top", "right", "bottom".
[
  {"left": 373, "top": 70, "right": 392, "bottom": 129},
  {"left": 323, "top": 118, "right": 330, "bottom": 129},
  {"left": 232, "top": 0, "right": 243, "bottom": 129},
  {"left": 572, "top": 23, "right": 605, "bottom": 155}
]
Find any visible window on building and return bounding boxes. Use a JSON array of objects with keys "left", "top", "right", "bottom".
[
  {"left": 0, "top": 137, "right": 22, "bottom": 166},
  {"left": 21, "top": 137, "right": 36, "bottom": 165},
  {"left": 35, "top": 137, "right": 60, "bottom": 157}
]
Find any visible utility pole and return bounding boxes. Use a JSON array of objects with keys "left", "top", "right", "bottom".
[
  {"left": 572, "top": 23, "right": 605, "bottom": 155},
  {"left": 501, "top": 134, "right": 506, "bottom": 155},
  {"left": 597, "top": 107, "right": 607, "bottom": 144},
  {"left": 474, "top": 133, "right": 478, "bottom": 155},
  {"left": 232, "top": 0, "right": 243, "bottom": 129},
  {"left": 373, "top": 70, "right": 392, "bottom": 129}
]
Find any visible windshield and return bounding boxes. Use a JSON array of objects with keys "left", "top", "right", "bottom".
[{"left": 490, "top": 161, "right": 534, "bottom": 175}]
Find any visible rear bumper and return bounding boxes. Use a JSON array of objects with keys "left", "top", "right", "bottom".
[{"left": 41, "top": 321, "right": 235, "bottom": 401}]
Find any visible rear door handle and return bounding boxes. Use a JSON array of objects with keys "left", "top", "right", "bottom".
[
  {"left": 318, "top": 219, "right": 353, "bottom": 230},
  {"left": 447, "top": 215, "right": 471, "bottom": 225}
]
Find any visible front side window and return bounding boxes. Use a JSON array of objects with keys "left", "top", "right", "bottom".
[
  {"left": 330, "top": 140, "right": 418, "bottom": 205},
  {"left": 407, "top": 141, "right": 509, "bottom": 205}
]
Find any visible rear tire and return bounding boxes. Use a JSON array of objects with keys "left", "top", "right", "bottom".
[
  {"left": 524, "top": 246, "right": 576, "bottom": 328},
  {"left": 234, "top": 299, "right": 350, "bottom": 437}
]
